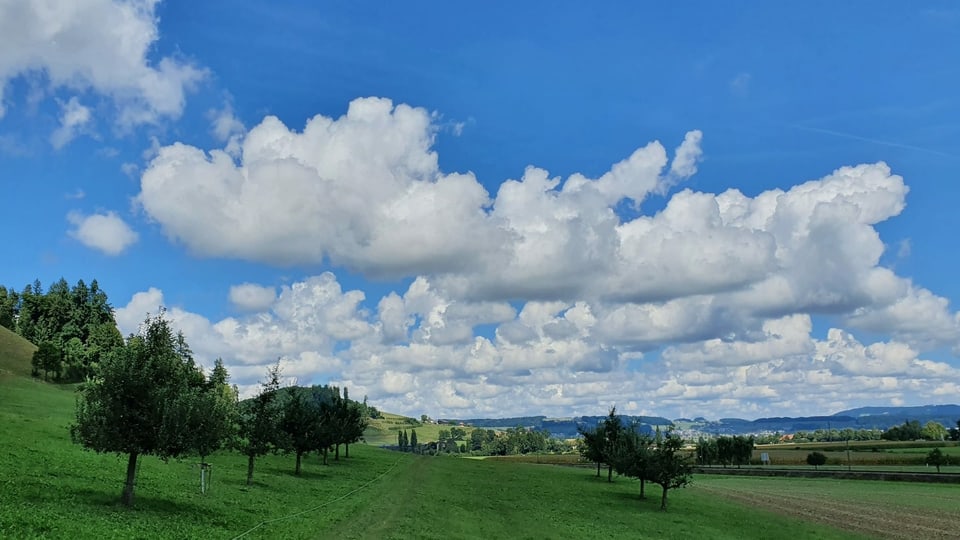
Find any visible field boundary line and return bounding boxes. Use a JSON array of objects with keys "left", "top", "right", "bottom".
[{"left": 231, "top": 458, "right": 402, "bottom": 540}]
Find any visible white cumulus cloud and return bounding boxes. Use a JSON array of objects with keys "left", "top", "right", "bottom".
[
  {"left": 66, "top": 210, "right": 138, "bottom": 255},
  {"left": 0, "top": 0, "right": 205, "bottom": 128},
  {"left": 228, "top": 283, "right": 277, "bottom": 312}
]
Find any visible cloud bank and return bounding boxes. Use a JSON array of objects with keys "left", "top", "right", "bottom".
[{"left": 122, "top": 97, "right": 960, "bottom": 418}]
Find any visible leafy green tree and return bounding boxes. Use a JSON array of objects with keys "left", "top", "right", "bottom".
[
  {"left": 187, "top": 359, "right": 238, "bottom": 465},
  {"left": 610, "top": 427, "right": 653, "bottom": 498},
  {"left": 715, "top": 436, "right": 734, "bottom": 467},
  {"left": 410, "top": 429, "right": 418, "bottom": 452},
  {"left": 469, "top": 429, "right": 485, "bottom": 451},
  {"left": 921, "top": 421, "right": 948, "bottom": 441},
  {"left": 806, "top": 451, "right": 827, "bottom": 470},
  {"left": 648, "top": 432, "right": 692, "bottom": 510},
  {"left": 70, "top": 313, "right": 206, "bottom": 506},
  {"left": 601, "top": 407, "right": 624, "bottom": 482},
  {"left": 237, "top": 363, "right": 283, "bottom": 485},
  {"left": 578, "top": 424, "right": 605, "bottom": 477},
  {"left": 950, "top": 420, "right": 960, "bottom": 442},
  {"left": 882, "top": 420, "right": 923, "bottom": 441},
  {"left": 695, "top": 437, "right": 718, "bottom": 466},
  {"left": 280, "top": 387, "right": 322, "bottom": 475},
  {"left": 399, "top": 429, "right": 407, "bottom": 451},
  {"left": 732, "top": 435, "right": 754, "bottom": 468},
  {"left": 927, "top": 447, "right": 947, "bottom": 473}
]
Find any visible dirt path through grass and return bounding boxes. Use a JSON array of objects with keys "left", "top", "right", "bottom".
[{"left": 326, "top": 454, "right": 433, "bottom": 539}]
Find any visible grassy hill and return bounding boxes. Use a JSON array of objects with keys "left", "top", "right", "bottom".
[
  {"left": 0, "top": 325, "right": 36, "bottom": 378},
  {"left": 363, "top": 412, "right": 475, "bottom": 446}
]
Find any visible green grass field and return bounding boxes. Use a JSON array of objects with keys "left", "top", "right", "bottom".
[
  {"left": 0, "top": 325, "right": 36, "bottom": 379},
  {"left": 3, "top": 330, "right": 959, "bottom": 539}
]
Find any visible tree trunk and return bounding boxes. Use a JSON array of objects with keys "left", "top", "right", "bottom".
[
  {"left": 246, "top": 454, "right": 255, "bottom": 485},
  {"left": 295, "top": 451, "right": 302, "bottom": 475},
  {"left": 322, "top": 447, "right": 328, "bottom": 465},
  {"left": 596, "top": 461, "right": 600, "bottom": 477},
  {"left": 639, "top": 477, "right": 646, "bottom": 499},
  {"left": 660, "top": 486, "right": 668, "bottom": 510},
  {"left": 120, "top": 452, "right": 138, "bottom": 507},
  {"left": 345, "top": 442, "right": 350, "bottom": 458},
  {"left": 607, "top": 464, "right": 613, "bottom": 482},
  {"left": 335, "top": 443, "right": 340, "bottom": 461}
]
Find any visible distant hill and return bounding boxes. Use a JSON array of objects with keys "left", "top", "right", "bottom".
[
  {"left": 446, "top": 414, "right": 674, "bottom": 439},
  {"left": 0, "top": 325, "right": 37, "bottom": 378}
]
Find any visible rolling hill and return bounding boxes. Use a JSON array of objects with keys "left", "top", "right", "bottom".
[{"left": 0, "top": 325, "right": 36, "bottom": 378}]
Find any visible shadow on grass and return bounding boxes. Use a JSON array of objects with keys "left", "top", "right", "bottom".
[
  {"left": 59, "top": 487, "right": 218, "bottom": 518},
  {"left": 279, "top": 469, "right": 331, "bottom": 480}
]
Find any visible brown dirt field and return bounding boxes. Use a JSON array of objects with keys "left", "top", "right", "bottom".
[{"left": 697, "top": 482, "right": 960, "bottom": 539}]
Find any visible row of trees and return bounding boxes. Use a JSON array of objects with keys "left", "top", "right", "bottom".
[
  {"left": 70, "top": 313, "right": 368, "bottom": 506},
  {"left": 397, "top": 429, "right": 419, "bottom": 451},
  {"left": 578, "top": 408, "right": 692, "bottom": 510},
  {"left": 1, "top": 278, "right": 124, "bottom": 382},
  {"left": 881, "top": 420, "right": 951, "bottom": 441},
  {"left": 791, "top": 428, "right": 883, "bottom": 442},
  {"left": 694, "top": 436, "right": 755, "bottom": 467}
]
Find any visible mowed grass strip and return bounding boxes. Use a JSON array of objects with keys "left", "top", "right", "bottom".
[{"left": 325, "top": 455, "right": 868, "bottom": 540}]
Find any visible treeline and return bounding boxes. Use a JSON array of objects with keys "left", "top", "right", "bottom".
[
  {"left": 0, "top": 278, "right": 123, "bottom": 382},
  {"left": 71, "top": 313, "right": 369, "bottom": 506},
  {"left": 392, "top": 425, "right": 572, "bottom": 456},
  {"left": 881, "top": 420, "right": 954, "bottom": 441},
  {"left": 577, "top": 408, "right": 692, "bottom": 510},
  {"left": 694, "top": 436, "right": 754, "bottom": 467}
]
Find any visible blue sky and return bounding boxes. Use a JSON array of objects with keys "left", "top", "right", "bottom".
[{"left": 2, "top": 0, "right": 960, "bottom": 419}]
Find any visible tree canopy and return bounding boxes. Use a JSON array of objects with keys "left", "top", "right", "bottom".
[{"left": 70, "top": 312, "right": 222, "bottom": 506}]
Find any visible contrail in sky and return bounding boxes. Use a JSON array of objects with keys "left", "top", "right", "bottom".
[{"left": 789, "top": 124, "right": 957, "bottom": 159}]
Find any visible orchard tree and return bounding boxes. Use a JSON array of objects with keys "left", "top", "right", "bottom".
[
  {"left": 190, "top": 359, "right": 238, "bottom": 463},
  {"left": 70, "top": 313, "right": 208, "bottom": 506},
  {"left": 237, "top": 363, "right": 283, "bottom": 485},
  {"left": 578, "top": 424, "right": 606, "bottom": 477},
  {"left": 648, "top": 431, "right": 692, "bottom": 510},
  {"left": 280, "top": 387, "right": 322, "bottom": 475},
  {"left": 610, "top": 427, "right": 653, "bottom": 499}
]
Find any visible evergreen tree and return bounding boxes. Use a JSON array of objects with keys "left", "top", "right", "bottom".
[{"left": 410, "top": 429, "right": 418, "bottom": 453}]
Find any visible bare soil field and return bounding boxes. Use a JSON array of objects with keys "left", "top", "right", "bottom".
[{"left": 697, "top": 478, "right": 960, "bottom": 539}]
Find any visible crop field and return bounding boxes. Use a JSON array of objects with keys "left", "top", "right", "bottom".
[
  {"left": 749, "top": 443, "right": 960, "bottom": 468},
  {"left": 695, "top": 475, "right": 960, "bottom": 539}
]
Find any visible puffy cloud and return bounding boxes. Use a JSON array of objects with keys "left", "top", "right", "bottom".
[
  {"left": 50, "top": 97, "right": 92, "bottom": 148},
  {"left": 667, "top": 129, "right": 704, "bottom": 183},
  {"left": 66, "top": 210, "right": 138, "bottom": 255},
  {"left": 139, "top": 98, "right": 505, "bottom": 275},
  {"left": 228, "top": 283, "right": 276, "bottom": 312},
  {"left": 0, "top": 0, "right": 204, "bottom": 127}
]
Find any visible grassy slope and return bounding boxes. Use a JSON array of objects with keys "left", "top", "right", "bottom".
[
  {"left": 364, "top": 412, "right": 476, "bottom": 446},
  {"left": 0, "top": 371, "right": 868, "bottom": 540},
  {"left": 0, "top": 335, "right": 942, "bottom": 539},
  {"left": 0, "top": 325, "right": 36, "bottom": 378}
]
